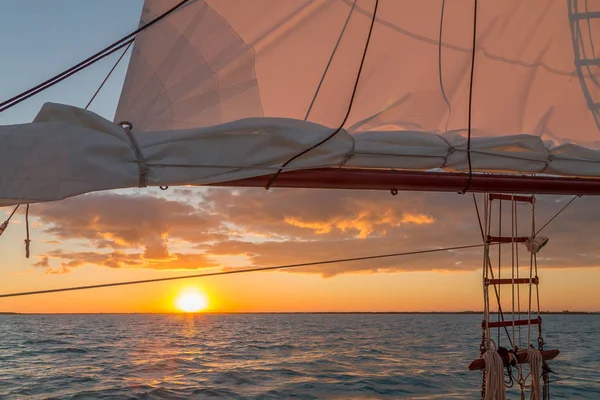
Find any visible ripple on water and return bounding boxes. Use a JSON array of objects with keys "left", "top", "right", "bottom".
[{"left": 0, "top": 314, "right": 598, "bottom": 399}]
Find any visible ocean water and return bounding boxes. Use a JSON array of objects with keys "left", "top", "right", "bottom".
[{"left": 0, "top": 314, "right": 598, "bottom": 399}]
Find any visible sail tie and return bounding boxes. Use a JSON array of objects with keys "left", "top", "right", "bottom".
[
  {"left": 24, "top": 204, "right": 31, "bottom": 259},
  {"left": 119, "top": 121, "right": 148, "bottom": 188}
]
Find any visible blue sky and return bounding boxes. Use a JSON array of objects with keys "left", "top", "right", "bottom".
[{"left": 0, "top": 0, "right": 144, "bottom": 125}]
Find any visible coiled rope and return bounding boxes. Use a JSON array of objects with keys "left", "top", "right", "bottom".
[{"left": 483, "top": 340, "right": 505, "bottom": 400}]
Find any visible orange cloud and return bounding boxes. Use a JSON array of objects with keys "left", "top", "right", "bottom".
[
  {"left": 401, "top": 213, "right": 435, "bottom": 225},
  {"left": 284, "top": 208, "right": 428, "bottom": 238},
  {"left": 33, "top": 249, "right": 221, "bottom": 274},
  {"left": 24, "top": 188, "right": 600, "bottom": 277}
]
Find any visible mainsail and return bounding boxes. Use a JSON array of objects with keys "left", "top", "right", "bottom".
[{"left": 1, "top": 0, "right": 600, "bottom": 205}]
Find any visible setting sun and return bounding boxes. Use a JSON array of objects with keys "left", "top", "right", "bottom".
[{"left": 175, "top": 290, "right": 209, "bottom": 313}]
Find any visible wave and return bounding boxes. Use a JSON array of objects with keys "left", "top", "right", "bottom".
[{"left": 1, "top": 314, "right": 598, "bottom": 399}]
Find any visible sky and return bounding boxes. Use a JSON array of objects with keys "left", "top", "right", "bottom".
[{"left": 1, "top": 0, "right": 600, "bottom": 314}]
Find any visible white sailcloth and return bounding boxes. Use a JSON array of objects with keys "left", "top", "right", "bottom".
[{"left": 1, "top": 0, "right": 600, "bottom": 205}]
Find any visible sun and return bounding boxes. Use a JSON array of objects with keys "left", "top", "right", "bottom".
[{"left": 175, "top": 290, "right": 209, "bottom": 313}]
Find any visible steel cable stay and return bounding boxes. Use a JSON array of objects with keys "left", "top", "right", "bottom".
[
  {"left": 0, "top": 0, "right": 192, "bottom": 114},
  {"left": 0, "top": 193, "right": 581, "bottom": 297},
  {"left": 0, "top": 243, "right": 488, "bottom": 299}
]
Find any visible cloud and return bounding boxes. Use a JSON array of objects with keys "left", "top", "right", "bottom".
[
  {"left": 200, "top": 188, "right": 451, "bottom": 241},
  {"left": 32, "top": 249, "right": 220, "bottom": 274},
  {"left": 207, "top": 238, "right": 484, "bottom": 277},
  {"left": 33, "top": 191, "right": 226, "bottom": 248},
  {"left": 34, "top": 256, "right": 50, "bottom": 268},
  {"left": 24, "top": 187, "right": 600, "bottom": 276}
]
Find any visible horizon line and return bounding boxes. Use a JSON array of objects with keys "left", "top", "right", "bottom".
[{"left": 2, "top": 311, "right": 599, "bottom": 315}]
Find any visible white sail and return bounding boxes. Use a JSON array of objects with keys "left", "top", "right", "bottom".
[
  {"left": 1, "top": 0, "right": 600, "bottom": 205},
  {"left": 116, "top": 0, "right": 599, "bottom": 140}
]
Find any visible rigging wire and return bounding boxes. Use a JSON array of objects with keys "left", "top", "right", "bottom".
[
  {"left": 461, "top": 0, "right": 478, "bottom": 194},
  {"left": 0, "top": 243, "right": 486, "bottom": 299},
  {"left": 0, "top": 39, "right": 133, "bottom": 114},
  {"left": 0, "top": 205, "right": 21, "bottom": 238},
  {"left": 304, "top": 0, "right": 357, "bottom": 121},
  {"left": 85, "top": 41, "right": 134, "bottom": 110},
  {"left": 0, "top": 0, "right": 191, "bottom": 114},
  {"left": 536, "top": 195, "right": 580, "bottom": 235},
  {"left": 265, "top": 0, "right": 380, "bottom": 190},
  {"left": 5, "top": 204, "right": 20, "bottom": 223},
  {"left": 437, "top": 0, "right": 452, "bottom": 133}
]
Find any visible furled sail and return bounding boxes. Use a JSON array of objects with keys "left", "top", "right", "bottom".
[{"left": 1, "top": 0, "right": 600, "bottom": 205}]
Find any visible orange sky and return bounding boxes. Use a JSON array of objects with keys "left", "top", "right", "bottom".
[{"left": 2, "top": 189, "right": 600, "bottom": 314}]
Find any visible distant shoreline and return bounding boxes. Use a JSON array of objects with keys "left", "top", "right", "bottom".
[{"left": 1, "top": 311, "right": 599, "bottom": 315}]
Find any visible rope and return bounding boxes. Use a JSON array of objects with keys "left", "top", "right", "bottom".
[
  {"left": 516, "top": 203, "right": 522, "bottom": 348},
  {"left": 24, "top": 204, "right": 31, "bottom": 259},
  {"left": 476, "top": 193, "right": 555, "bottom": 399},
  {"left": 85, "top": 41, "right": 133, "bottom": 110},
  {"left": 461, "top": 0, "right": 479, "bottom": 194},
  {"left": 0, "top": 0, "right": 191, "bottom": 114},
  {"left": 473, "top": 194, "right": 514, "bottom": 348},
  {"left": 265, "top": 0, "right": 379, "bottom": 190},
  {"left": 512, "top": 198, "right": 516, "bottom": 347},
  {"left": 0, "top": 39, "right": 133, "bottom": 114},
  {"left": 528, "top": 199, "right": 536, "bottom": 346},
  {"left": 528, "top": 347, "right": 543, "bottom": 400},
  {"left": 437, "top": 0, "right": 452, "bottom": 133},
  {"left": 304, "top": 0, "right": 357, "bottom": 121},
  {"left": 0, "top": 204, "right": 21, "bottom": 237},
  {"left": 0, "top": 243, "right": 486, "bottom": 299},
  {"left": 483, "top": 340, "right": 505, "bottom": 400},
  {"left": 119, "top": 122, "right": 148, "bottom": 187},
  {"left": 507, "top": 352, "right": 526, "bottom": 400},
  {"left": 510, "top": 347, "right": 543, "bottom": 400},
  {"left": 498, "top": 199, "right": 502, "bottom": 345}
]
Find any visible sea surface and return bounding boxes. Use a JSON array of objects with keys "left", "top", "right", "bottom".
[{"left": 0, "top": 314, "right": 598, "bottom": 399}]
